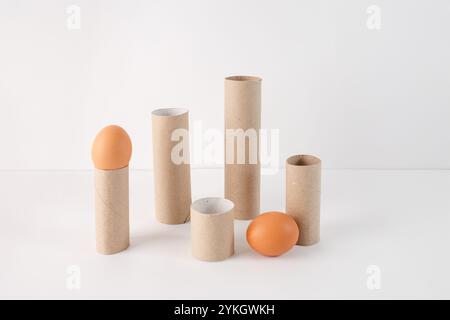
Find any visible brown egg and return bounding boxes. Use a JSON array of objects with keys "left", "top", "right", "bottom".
[
  {"left": 92, "top": 125, "right": 132, "bottom": 170},
  {"left": 247, "top": 211, "right": 299, "bottom": 257}
]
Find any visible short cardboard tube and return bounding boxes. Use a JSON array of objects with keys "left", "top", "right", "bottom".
[
  {"left": 95, "top": 166, "right": 130, "bottom": 254},
  {"left": 152, "top": 108, "right": 192, "bottom": 224},
  {"left": 285, "top": 155, "right": 321, "bottom": 246},
  {"left": 224, "top": 76, "right": 262, "bottom": 220},
  {"left": 191, "top": 197, "right": 235, "bottom": 261}
]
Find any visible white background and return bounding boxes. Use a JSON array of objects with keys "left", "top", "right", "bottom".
[
  {"left": 1, "top": 0, "right": 450, "bottom": 300},
  {"left": 1, "top": 0, "right": 450, "bottom": 170}
]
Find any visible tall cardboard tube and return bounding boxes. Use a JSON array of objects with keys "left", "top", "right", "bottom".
[
  {"left": 152, "top": 108, "right": 192, "bottom": 224},
  {"left": 224, "top": 76, "right": 261, "bottom": 220},
  {"left": 191, "top": 197, "right": 235, "bottom": 262},
  {"left": 286, "top": 155, "right": 321, "bottom": 246},
  {"left": 95, "top": 166, "right": 130, "bottom": 254}
]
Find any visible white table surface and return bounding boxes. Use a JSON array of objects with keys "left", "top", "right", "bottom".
[{"left": 1, "top": 169, "right": 449, "bottom": 299}]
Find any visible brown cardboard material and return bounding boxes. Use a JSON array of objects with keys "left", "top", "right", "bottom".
[
  {"left": 152, "top": 108, "right": 192, "bottom": 224},
  {"left": 95, "top": 166, "right": 129, "bottom": 254},
  {"left": 191, "top": 198, "right": 235, "bottom": 261},
  {"left": 286, "top": 155, "right": 321, "bottom": 246},
  {"left": 224, "top": 76, "right": 262, "bottom": 220}
]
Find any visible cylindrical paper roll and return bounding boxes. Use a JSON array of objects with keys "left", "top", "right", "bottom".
[
  {"left": 224, "top": 76, "right": 261, "bottom": 220},
  {"left": 285, "top": 155, "right": 321, "bottom": 246},
  {"left": 191, "top": 197, "right": 235, "bottom": 261},
  {"left": 95, "top": 166, "right": 130, "bottom": 254},
  {"left": 152, "top": 108, "right": 192, "bottom": 224}
]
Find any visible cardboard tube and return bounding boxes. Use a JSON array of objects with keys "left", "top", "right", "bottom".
[
  {"left": 152, "top": 108, "right": 192, "bottom": 224},
  {"left": 95, "top": 166, "right": 130, "bottom": 254},
  {"left": 285, "top": 155, "right": 321, "bottom": 246},
  {"left": 191, "top": 198, "right": 235, "bottom": 261},
  {"left": 224, "top": 76, "right": 261, "bottom": 220}
]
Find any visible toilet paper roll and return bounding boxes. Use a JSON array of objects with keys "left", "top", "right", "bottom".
[
  {"left": 152, "top": 108, "right": 192, "bottom": 224},
  {"left": 224, "top": 76, "right": 261, "bottom": 220},
  {"left": 285, "top": 155, "right": 321, "bottom": 246},
  {"left": 191, "top": 198, "right": 235, "bottom": 261},
  {"left": 95, "top": 166, "right": 129, "bottom": 254}
]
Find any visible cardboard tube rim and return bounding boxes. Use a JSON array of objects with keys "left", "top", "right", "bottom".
[
  {"left": 191, "top": 197, "right": 234, "bottom": 216},
  {"left": 286, "top": 154, "right": 321, "bottom": 167},
  {"left": 152, "top": 107, "right": 188, "bottom": 117},
  {"left": 225, "top": 75, "right": 262, "bottom": 82},
  {"left": 95, "top": 165, "right": 129, "bottom": 171}
]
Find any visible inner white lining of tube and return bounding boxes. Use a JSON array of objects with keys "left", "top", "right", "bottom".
[
  {"left": 225, "top": 75, "right": 262, "bottom": 82},
  {"left": 152, "top": 108, "right": 188, "bottom": 117},
  {"left": 192, "top": 197, "right": 234, "bottom": 215},
  {"left": 287, "top": 154, "right": 321, "bottom": 166}
]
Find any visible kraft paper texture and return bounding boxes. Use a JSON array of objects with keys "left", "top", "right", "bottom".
[
  {"left": 191, "top": 198, "right": 235, "bottom": 262},
  {"left": 224, "top": 76, "right": 261, "bottom": 220},
  {"left": 95, "top": 166, "right": 129, "bottom": 255},
  {"left": 152, "top": 109, "right": 192, "bottom": 224},
  {"left": 285, "top": 155, "right": 321, "bottom": 246}
]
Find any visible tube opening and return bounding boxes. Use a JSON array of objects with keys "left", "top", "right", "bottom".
[
  {"left": 152, "top": 108, "right": 188, "bottom": 117},
  {"left": 192, "top": 197, "right": 234, "bottom": 215},
  {"left": 287, "top": 154, "right": 321, "bottom": 166},
  {"left": 225, "top": 75, "right": 262, "bottom": 82}
]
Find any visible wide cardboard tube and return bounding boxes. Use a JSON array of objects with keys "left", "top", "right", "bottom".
[
  {"left": 152, "top": 108, "right": 192, "bottom": 224},
  {"left": 95, "top": 166, "right": 130, "bottom": 254},
  {"left": 191, "top": 198, "right": 235, "bottom": 262},
  {"left": 286, "top": 155, "right": 321, "bottom": 246},
  {"left": 224, "top": 76, "right": 261, "bottom": 220}
]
